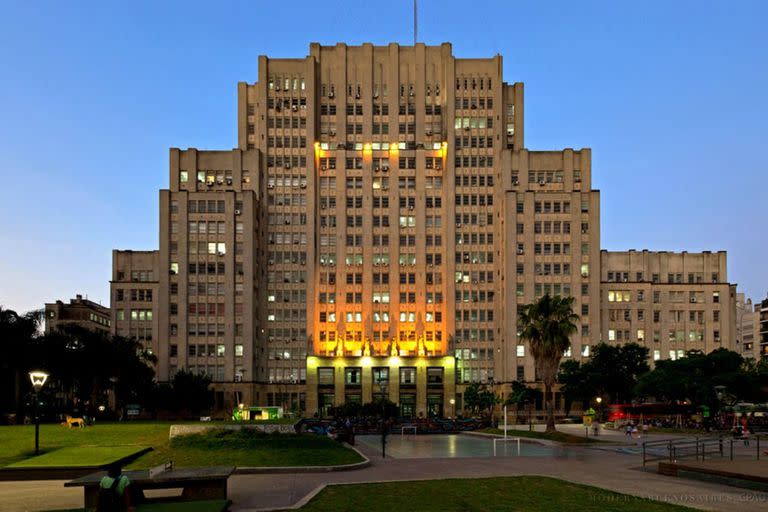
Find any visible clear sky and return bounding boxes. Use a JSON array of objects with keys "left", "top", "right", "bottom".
[{"left": 0, "top": 0, "right": 766, "bottom": 313}]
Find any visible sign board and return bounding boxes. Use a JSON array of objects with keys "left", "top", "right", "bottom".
[{"left": 583, "top": 415, "right": 593, "bottom": 427}]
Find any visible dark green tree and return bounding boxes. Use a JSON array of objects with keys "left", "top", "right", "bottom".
[
  {"left": 0, "top": 308, "right": 45, "bottom": 421},
  {"left": 463, "top": 382, "right": 498, "bottom": 416},
  {"left": 518, "top": 294, "right": 579, "bottom": 432},
  {"left": 170, "top": 370, "right": 214, "bottom": 414},
  {"left": 635, "top": 348, "right": 750, "bottom": 412}
]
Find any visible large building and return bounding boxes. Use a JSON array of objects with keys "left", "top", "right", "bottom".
[
  {"left": 110, "top": 250, "right": 160, "bottom": 356},
  {"left": 45, "top": 294, "right": 111, "bottom": 334},
  {"left": 112, "top": 42, "right": 737, "bottom": 416},
  {"left": 760, "top": 298, "right": 768, "bottom": 359},
  {"left": 600, "top": 250, "right": 735, "bottom": 362},
  {"left": 735, "top": 293, "right": 758, "bottom": 358}
]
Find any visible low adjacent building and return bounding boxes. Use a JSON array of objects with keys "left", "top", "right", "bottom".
[
  {"left": 44, "top": 294, "right": 111, "bottom": 334},
  {"left": 110, "top": 250, "right": 160, "bottom": 357},
  {"left": 600, "top": 250, "right": 736, "bottom": 364}
]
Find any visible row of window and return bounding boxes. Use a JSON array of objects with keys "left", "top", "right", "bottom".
[
  {"left": 454, "top": 156, "right": 495, "bottom": 168},
  {"left": 317, "top": 292, "right": 444, "bottom": 304},
  {"left": 606, "top": 271, "right": 721, "bottom": 284},
  {"left": 115, "top": 289, "right": 153, "bottom": 302},
  {"left": 115, "top": 309, "right": 153, "bottom": 321}
]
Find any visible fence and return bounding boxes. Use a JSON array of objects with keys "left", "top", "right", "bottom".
[{"left": 642, "top": 434, "right": 764, "bottom": 467}]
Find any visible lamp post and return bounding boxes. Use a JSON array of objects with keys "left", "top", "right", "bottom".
[
  {"left": 377, "top": 376, "right": 388, "bottom": 458},
  {"left": 595, "top": 396, "right": 603, "bottom": 423},
  {"left": 449, "top": 398, "right": 456, "bottom": 419},
  {"left": 29, "top": 371, "right": 49, "bottom": 456}
]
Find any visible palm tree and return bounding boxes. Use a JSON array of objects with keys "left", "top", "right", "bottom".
[{"left": 517, "top": 294, "right": 578, "bottom": 433}]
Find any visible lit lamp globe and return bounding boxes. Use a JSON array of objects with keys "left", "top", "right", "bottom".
[
  {"left": 28, "top": 370, "right": 49, "bottom": 456},
  {"left": 595, "top": 397, "right": 602, "bottom": 404},
  {"left": 29, "top": 371, "right": 49, "bottom": 392}
]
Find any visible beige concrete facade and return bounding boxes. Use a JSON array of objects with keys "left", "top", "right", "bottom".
[
  {"left": 110, "top": 250, "right": 159, "bottom": 355},
  {"left": 45, "top": 294, "right": 111, "bottom": 334},
  {"left": 600, "top": 250, "right": 736, "bottom": 364},
  {"left": 735, "top": 292, "right": 758, "bottom": 358},
  {"left": 110, "top": 42, "right": 738, "bottom": 416},
  {"left": 760, "top": 298, "right": 768, "bottom": 359},
  {"left": 158, "top": 149, "right": 263, "bottom": 411}
]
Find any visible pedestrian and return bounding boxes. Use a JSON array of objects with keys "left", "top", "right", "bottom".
[
  {"left": 743, "top": 428, "right": 750, "bottom": 447},
  {"left": 592, "top": 420, "right": 600, "bottom": 436},
  {"left": 642, "top": 423, "right": 649, "bottom": 437},
  {"left": 97, "top": 462, "right": 133, "bottom": 511},
  {"left": 625, "top": 423, "right": 632, "bottom": 436}
]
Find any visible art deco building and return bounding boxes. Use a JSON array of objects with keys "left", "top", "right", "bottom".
[
  {"left": 600, "top": 250, "right": 735, "bottom": 363},
  {"left": 45, "top": 294, "right": 111, "bottom": 334},
  {"left": 760, "top": 298, "right": 768, "bottom": 359},
  {"left": 112, "top": 42, "right": 736, "bottom": 416},
  {"left": 735, "top": 293, "right": 758, "bottom": 358},
  {"left": 110, "top": 250, "right": 160, "bottom": 355}
]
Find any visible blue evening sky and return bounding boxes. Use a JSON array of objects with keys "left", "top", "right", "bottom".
[{"left": 0, "top": 0, "right": 766, "bottom": 313}]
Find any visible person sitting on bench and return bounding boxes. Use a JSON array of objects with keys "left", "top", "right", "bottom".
[{"left": 97, "top": 462, "right": 134, "bottom": 511}]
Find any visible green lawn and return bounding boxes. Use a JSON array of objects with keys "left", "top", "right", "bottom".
[
  {"left": 299, "top": 476, "right": 693, "bottom": 512},
  {"left": 479, "top": 428, "right": 602, "bottom": 444},
  {"left": 131, "top": 429, "right": 363, "bottom": 468},
  {"left": 7, "top": 446, "right": 147, "bottom": 468},
  {"left": 0, "top": 422, "right": 361, "bottom": 469}
]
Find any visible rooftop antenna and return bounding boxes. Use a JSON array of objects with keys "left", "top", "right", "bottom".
[{"left": 413, "top": 0, "right": 417, "bottom": 45}]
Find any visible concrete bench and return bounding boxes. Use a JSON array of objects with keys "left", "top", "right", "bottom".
[{"left": 65, "top": 466, "right": 234, "bottom": 511}]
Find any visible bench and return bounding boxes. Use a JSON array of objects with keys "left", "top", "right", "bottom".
[{"left": 65, "top": 465, "right": 234, "bottom": 511}]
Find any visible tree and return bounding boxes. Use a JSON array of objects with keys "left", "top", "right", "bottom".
[
  {"left": 517, "top": 294, "right": 578, "bottom": 432},
  {"left": 557, "top": 360, "right": 591, "bottom": 414},
  {"left": 634, "top": 349, "right": 754, "bottom": 413},
  {"left": 559, "top": 343, "right": 651, "bottom": 414},
  {"left": 463, "top": 382, "right": 498, "bottom": 416},
  {"left": 169, "top": 370, "right": 214, "bottom": 414},
  {"left": 0, "top": 307, "right": 44, "bottom": 421}
]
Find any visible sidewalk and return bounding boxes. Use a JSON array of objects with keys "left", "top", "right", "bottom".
[
  {"left": 3, "top": 431, "right": 767, "bottom": 512},
  {"left": 227, "top": 440, "right": 768, "bottom": 512}
]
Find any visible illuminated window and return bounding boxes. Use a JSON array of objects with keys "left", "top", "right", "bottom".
[
  {"left": 608, "top": 329, "right": 616, "bottom": 341},
  {"left": 581, "top": 345, "right": 590, "bottom": 357},
  {"left": 653, "top": 350, "right": 660, "bottom": 361},
  {"left": 516, "top": 345, "right": 525, "bottom": 357}
]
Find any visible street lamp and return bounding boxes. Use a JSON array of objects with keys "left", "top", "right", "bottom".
[
  {"left": 449, "top": 398, "right": 456, "bottom": 419},
  {"left": 595, "top": 396, "right": 603, "bottom": 423},
  {"left": 29, "top": 371, "right": 49, "bottom": 455},
  {"left": 377, "top": 376, "right": 388, "bottom": 458}
]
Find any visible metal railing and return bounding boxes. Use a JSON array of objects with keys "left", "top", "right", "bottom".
[{"left": 643, "top": 434, "right": 765, "bottom": 467}]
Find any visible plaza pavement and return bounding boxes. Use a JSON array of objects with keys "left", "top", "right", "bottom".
[
  {"left": 226, "top": 438, "right": 768, "bottom": 512},
  {"left": 2, "top": 427, "right": 767, "bottom": 512}
]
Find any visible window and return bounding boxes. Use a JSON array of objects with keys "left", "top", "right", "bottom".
[
  {"left": 400, "top": 367, "right": 416, "bottom": 385},
  {"left": 373, "top": 367, "right": 389, "bottom": 386},
  {"left": 235, "top": 344, "right": 244, "bottom": 357},
  {"left": 516, "top": 345, "right": 525, "bottom": 357},
  {"left": 345, "top": 367, "right": 362, "bottom": 385},
  {"left": 318, "top": 368, "right": 334, "bottom": 386}
]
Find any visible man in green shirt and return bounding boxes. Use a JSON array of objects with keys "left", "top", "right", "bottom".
[{"left": 97, "top": 462, "right": 134, "bottom": 511}]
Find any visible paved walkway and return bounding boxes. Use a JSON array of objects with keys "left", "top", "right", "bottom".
[
  {"left": 227, "top": 441, "right": 768, "bottom": 512},
  {"left": 3, "top": 432, "right": 768, "bottom": 511}
]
